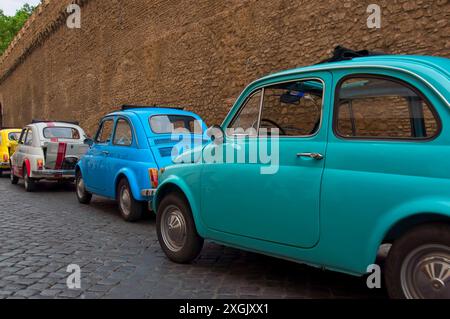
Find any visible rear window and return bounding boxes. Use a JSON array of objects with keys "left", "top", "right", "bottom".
[
  {"left": 149, "top": 115, "right": 202, "bottom": 134},
  {"left": 43, "top": 127, "right": 81, "bottom": 139},
  {"left": 8, "top": 132, "right": 20, "bottom": 141}
]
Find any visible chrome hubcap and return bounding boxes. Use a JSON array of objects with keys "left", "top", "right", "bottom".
[
  {"left": 401, "top": 244, "right": 450, "bottom": 299},
  {"left": 76, "top": 177, "right": 85, "bottom": 198},
  {"left": 161, "top": 205, "right": 187, "bottom": 252},
  {"left": 119, "top": 186, "right": 131, "bottom": 217}
]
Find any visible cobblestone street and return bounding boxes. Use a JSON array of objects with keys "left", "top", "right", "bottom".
[{"left": 0, "top": 177, "right": 387, "bottom": 299}]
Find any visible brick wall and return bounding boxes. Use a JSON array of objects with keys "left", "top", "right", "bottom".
[{"left": 0, "top": 0, "right": 448, "bottom": 135}]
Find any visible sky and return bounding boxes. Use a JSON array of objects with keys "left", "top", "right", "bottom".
[{"left": 0, "top": 0, "right": 41, "bottom": 16}]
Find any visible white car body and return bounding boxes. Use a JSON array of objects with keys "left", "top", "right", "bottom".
[{"left": 11, "top": 121, "right": 88, "bottom": 181}]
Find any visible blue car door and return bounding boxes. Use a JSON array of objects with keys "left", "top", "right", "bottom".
[{"left": 85, "top": 116, "right": 116, "bottom": 194}]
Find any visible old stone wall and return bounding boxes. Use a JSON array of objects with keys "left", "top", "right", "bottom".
[{"left": 0, "top": 0, "right": 449, "bottom": 135}]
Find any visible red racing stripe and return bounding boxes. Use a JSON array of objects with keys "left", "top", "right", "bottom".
[{"left": 55, "top": 143, "right": 67, "bottom": 169}]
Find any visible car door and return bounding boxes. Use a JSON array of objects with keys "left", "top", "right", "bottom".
[
  {"left": 12, "top": 128, "right": 27, "bottom": 175},
  {"left": 107, "top": 116, "right": 139, "bottom": 198},
  {"left": 84, "top": 117, "right": 115, "bottom": 193},
  {"left": 201, "top": 72, "right": 332, "bottom": 248}
]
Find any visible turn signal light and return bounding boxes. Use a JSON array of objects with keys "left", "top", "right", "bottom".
[
  {"left": 37, "top": 159, "right": 44, "bottom": 170},
  {"left": 3, "top": 154, "right": 8, "bottom": 162},
  {"left": 149, "top": 168, "right": 158, "bottom": 188}
]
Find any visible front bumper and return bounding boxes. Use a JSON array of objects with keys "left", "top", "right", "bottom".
[{"left": 32, "top": 170, "right": 75, "bottom": 179}]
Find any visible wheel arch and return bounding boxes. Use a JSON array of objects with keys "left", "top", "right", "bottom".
[
  {"left": 366, "top": 198, "right": 450, "bottom": 268},
  {"left": 113, "top": 168, "right": 140, "bottom": 201},
  {"left": 153, "top": 178, "right": 206, "bottom": 237}
]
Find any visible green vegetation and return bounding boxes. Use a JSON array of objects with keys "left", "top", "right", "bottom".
[{"left": 0, "top": 4, "right": 36, "bottom": 55}]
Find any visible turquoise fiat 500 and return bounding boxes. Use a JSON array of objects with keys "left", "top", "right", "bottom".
[
  {"left": 153, "top": 49, "right": 450, "bottom": 299},
  {"left": 75, "top": 105, "right": 206, "bottom": 222}
]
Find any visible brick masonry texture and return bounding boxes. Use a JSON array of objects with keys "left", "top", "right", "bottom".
[{"left": 0, "top": 0, "right": 449, "bottom": 135}]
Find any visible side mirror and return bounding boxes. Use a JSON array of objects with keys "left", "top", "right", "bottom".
[
  {"left": 84, "top": 138, "right": 94, "bottom": 147},
  {"left": 206, "top": 125, "right": 225, "bottom": 145}
]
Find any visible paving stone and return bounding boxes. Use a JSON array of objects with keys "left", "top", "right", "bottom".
[{"left": 0, "top": 179, "right": 386, "bottom": 299}]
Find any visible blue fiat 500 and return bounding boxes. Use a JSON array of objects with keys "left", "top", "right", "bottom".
[
  {"left": 75, "top": 105, "right": 206, "bottom": 221},
  {"left": 153, "top": 51, "right": 450, "bottom": 299}
]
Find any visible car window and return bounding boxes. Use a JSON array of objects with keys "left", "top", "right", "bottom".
[
  {"left": 43, "top": 127, "right": 80, "bottom": 139},
  {"left": 259, "top": 80, "right": 323, "bottom": 136},
  {"left": 95, "top": 119, "right": 114, "bottom": 144},
  {"left": 335, "top": 77, "right": 440, "bottom": 139},
  {"left": 24, "top": 129, "right": 33, "bottom": 146},
  {"left": 8, "top": 132, "right": 20, "bottom": 141},
  {"left": 149, "top": 115, "right": 202, "bottom": 134},
  {"left": 113, "top": 118, "right": 133, "bottom": 146},
  {"left": 228, "top": 90, "right": 262, "bottom": 137}
]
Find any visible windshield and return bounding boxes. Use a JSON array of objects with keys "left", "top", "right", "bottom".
[
  {"left": 8, "top": 132, "right": 20, "bottom": 141},
  {"left": 43, "top": 127, "right": 81, "bottom": 139},
  {"left": 149, "top": 115, "right": 203, "bottom": 134}
]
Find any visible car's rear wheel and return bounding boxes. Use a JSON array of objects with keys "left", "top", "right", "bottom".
[
  {"left": 156, "top": 193, "right": 204, "bottom": 263},
  {"left": 76, "top": 171, "right": 92, "bottom": 204},
  {"left": 385, "top": 223, "right": 450, "bottom": 299},
  {"left": 23, "top": 165, "right": 36, "bottom": 192},
  {"left": 117, "top": 178, "right": 145, "bottom": 222}
]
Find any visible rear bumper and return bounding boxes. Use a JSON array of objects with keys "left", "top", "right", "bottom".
[
  {"left": 141, "top": 189, "right": 156, "bottom": 197},
  {"left": 0, "top": 162, "right": 10, "bottom": 169},
  {"left": 32, "top": 170, "right": 75, "bottom": 179}
]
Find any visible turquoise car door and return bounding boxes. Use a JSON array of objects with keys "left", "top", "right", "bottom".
[{"left": 201, "top": 72, "right": 332, "bottom": 248}]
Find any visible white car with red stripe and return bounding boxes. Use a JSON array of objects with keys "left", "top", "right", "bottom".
[{"left": 10, "top": 120, "right": 89, "bottom": 192}]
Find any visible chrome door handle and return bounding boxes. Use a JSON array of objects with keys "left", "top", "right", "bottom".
[
  {"left": 101, "top": 151, "right": 110, "bottom": 155},
  {"left": 297, "top": 153, "right": 324, "bottom": 160}
]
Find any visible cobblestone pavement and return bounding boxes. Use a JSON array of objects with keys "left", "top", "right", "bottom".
[{"left": 0, "top": 177, "right": 387, "bottom": 299}]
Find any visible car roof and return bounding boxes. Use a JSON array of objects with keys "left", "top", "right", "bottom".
[
  {"left": 27, "top": 122, "right": 84, "bottom": 130},
  {"left": 109, "top": 107, "right": 202, "bottom": 119},
  {"left": 0, "top": 128, "right": 21, "bottom": 133},
  {"left": 257, "top": 55, "right": 450, "bottom": 106}
]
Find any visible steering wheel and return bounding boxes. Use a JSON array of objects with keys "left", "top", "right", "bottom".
[{"left": 256, "top": 118, "right": 286, "bottom": 135}]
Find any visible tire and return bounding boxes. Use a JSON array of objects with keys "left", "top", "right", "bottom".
[
  {"left": 385, "top": 222, "right": 450, "bottom": 299},
  {"left": 117, "top": 178, "right": 145, "bottom": 222},
  {"left": 10, "top": 165, "right": 18, "bottom": 185},
  {"left": 156, "top": 192, "right": 204, "bottom": 263},
  {"left": 76, "top": 171, "right": 92, "bottom": 204},
  {"left": 23, "top": 165, "right": 37, "bottom": 192},
  {"left": 0, "top": 169, "right": 3, "bottom": 177}
]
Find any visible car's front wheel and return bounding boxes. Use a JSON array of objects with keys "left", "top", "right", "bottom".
[
  {"left": 117, "top": 178, "right": 145, "bottom": 222},
  {"left": 76, "top": 172, "right": 92, "bottom": 204},
  {"left": 10, "top": 164, "right": 18, "bottom": 185},
  {"left": 385, "top": 223, "right": 450, "bottom": 299},
  {"left": 156, "top": 193, "right": 204, "bottom": 263}
]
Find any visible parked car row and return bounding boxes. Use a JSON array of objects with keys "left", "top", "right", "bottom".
[{"left": 1, "top": 50, "right": 449, "bottom": 299}]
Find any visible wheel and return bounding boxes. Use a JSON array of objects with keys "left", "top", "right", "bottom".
[
  {"left": 10, "top": 165, "right": 18, "bottom": 185},
  {"left": 0, "top": 169, "right": 3, "bottom": 177},
  {"left": 156, "top": 192, "right": 204, "bottom": 263},
  {"left": 385, "top": 223, "right": 450, "bottom": 299},
  {"left": 117, "top": 178, "right": 145, "bottom": 222},
  {"left": 23, "top": 166, "right": 37, "bottom": 192},
  {"left": 76, "top": 172, "right": 92, "bottom": 204}
]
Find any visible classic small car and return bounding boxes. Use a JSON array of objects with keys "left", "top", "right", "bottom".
[
  {"left": 10, "top": 120, "right": 89, "bottom": 191},
  {"left": 0, "top": 128, "right": 22, "bottom": 176},
  {"left": 153, "top": 51, "right": 450, "bottom": 299},
  {"left": 75, "top": 105, "right": 206, "bottom": 222}
]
